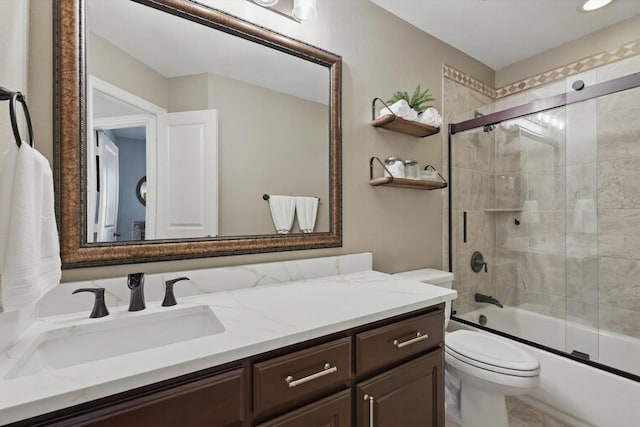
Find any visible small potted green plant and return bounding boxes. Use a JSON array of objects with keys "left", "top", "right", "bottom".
[{"left": 387, "top": 85, "right": 435, "bottom": 113}]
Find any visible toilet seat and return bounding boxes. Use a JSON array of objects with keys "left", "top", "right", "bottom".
[{"left": 445, "top": 330, "right": 540, "bottom": 377}]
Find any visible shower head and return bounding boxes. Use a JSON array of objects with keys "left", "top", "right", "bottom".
[{"left": 473, "top": 110, "right": 496, "bottom": 133}]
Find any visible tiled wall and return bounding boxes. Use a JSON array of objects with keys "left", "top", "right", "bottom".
[
  {"left": 596, "top": 81, "right": 640, "bottom": 339},
  {"left": 444, "top": 54, "right": 640, "bottom": 348},
  {"left": 490, "top": 112, "right": 570, "bottom": 324},
  {"left": 443, "top": 77, "right": 495, "bottom": 314}
]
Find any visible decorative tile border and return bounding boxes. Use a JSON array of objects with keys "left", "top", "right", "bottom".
[
  {"left": 496, "top": 39, "right": 640, "bottom": 98},
  {"left": 444, "top": 38, "right": 640, "bottom": 100},
  {"left": 443, "top": 64, "right": 496, "bottom": 99}
]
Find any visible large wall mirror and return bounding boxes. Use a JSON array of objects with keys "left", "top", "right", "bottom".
[{"left": 55, "top": 0, "right": 342, "bottom": 267}]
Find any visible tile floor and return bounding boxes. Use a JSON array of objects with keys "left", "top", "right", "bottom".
[{"left": 445, "top": 397, "right": 575, "bottom": 427}]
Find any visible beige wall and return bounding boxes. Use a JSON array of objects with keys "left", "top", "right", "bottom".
[
  {"left": 88, "top": 32, "right": 170, "bottom": 110},
  {"left": 168, "top": 74, "right": 209, "bottom": 112},
  {"left": 206, "top": 73, "right": 329, "bottom": 236},
  {"left": 495, "top": 15, "right": 640, "bottom": 88},
  {"left": 0, "top": 0, "right": 28, "bottom": 158},
  {"left": 25, "top": 0, "right": 493, "bottom": 282}
]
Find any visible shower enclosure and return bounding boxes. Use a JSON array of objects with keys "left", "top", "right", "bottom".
[{"left": 448, "top": 64, "right": 640, "bottom": 381}]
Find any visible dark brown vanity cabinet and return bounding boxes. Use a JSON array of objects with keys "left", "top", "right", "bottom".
[
  {"left": 11, "top": 306, "right": 444, "bottom": 427},
  {"left": 37, "top": 367, "right": 246, "bottom": 427},
  {"left": 256, "top": 390, "right": 351, "bottom": 427},
  {"left": 356, "top": 352, "right": 444, "bottom": 427},
  {"left": 253, "top": 337, "right": 352, "bottom": 420},
  {"left": 354, "top": 310, "right": 445, "bottom": 427}
]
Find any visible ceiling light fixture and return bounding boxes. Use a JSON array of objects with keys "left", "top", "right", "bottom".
[
  {"left": 579, "top": 0, "right": 613, "bottom": 12},
  {"left": 292, "top": 0, "right": 317, "bottom": 21},
  {"left": 253, "top": 0, "right": 279, "bottom": 7}
]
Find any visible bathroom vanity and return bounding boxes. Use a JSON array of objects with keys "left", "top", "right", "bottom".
[
  {"left": 0, "top": 254, "right": 456, "bottom": 426},
  {"left": 16, "top": 307, "right": 443, "bottom": 426}
]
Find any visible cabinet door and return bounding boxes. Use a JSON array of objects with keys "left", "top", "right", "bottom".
[
  {"left": 257, "top": 389, "right": 351, "bottom": 427},
  {"left": 65, "top": 368, "right": 245, "bottom": 427},
  {"left": 356, "top": 350, "right": 444, "bottom": 427}
]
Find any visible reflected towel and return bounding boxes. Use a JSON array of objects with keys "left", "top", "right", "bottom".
[
  {"left": 573, "top": 198, "right": 597, "bottom": 234},
  {"left": 296, "top": 197, "right": 319, "bottom": 233},
  {"left": 268, "top": 195, "right": 296, "bottom": 234},
  {"left": 0, "top": 143, "right": 61, "bottom": 312}
]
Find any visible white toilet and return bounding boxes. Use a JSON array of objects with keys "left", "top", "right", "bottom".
[{"left": 394, "top": 269, "right": 540, "bottom": 427}]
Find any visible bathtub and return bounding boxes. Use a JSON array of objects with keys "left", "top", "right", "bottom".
[{"left": 451, "top": 306, "right": 640, "bottom": 427}]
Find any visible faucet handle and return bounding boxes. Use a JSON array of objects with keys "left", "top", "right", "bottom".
[
  {"left": 162, "top": 277, "right": 190, "bottom": 307},
  {"left": 72, "top": 288, "right": 109, "bottom": 318}
]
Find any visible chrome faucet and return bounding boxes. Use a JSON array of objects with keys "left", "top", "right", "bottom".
[
  {"left": 128, "top": 273, "right": 146, "bottom": 311},
  {"left": 474, "top": 292, "right": 503, "bottom": 308}
]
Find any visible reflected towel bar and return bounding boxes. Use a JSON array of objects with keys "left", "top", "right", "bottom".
[{"left": 263, "top": 194, "right": 320, "bottom": 202}]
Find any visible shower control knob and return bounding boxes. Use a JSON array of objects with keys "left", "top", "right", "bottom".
[{"left": 471, "top": 251, "right": 488, "bottom": 273}]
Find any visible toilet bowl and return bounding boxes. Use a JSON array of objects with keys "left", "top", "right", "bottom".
[{"left": 393, "top": 269, "right": 540, "bottom": 427}]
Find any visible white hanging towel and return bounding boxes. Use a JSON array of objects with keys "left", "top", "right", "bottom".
[
  {"left": 0, "top": 143, "right": 61, "bottom": 312},
  {"left": 296, "top": 197, "right": 319, "bottom": 233},
  {"left": 268, "top": 195, "right": 296, "bottom": 234}
]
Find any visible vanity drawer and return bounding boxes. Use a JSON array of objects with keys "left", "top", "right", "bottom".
[
  {"left": 65, "top": 367, "right": 245, "bottom": 427},
  {"left": 356, "top": 310, "right": 443, "bottom": 375},
  {"left": 253, "top": 337, "right": 351, "bottom": 418}
]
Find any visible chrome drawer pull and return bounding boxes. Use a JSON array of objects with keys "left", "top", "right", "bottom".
[
  {"left": 364, "top": 394, "right": 375, "bottom": 427},
  {"left": 393, "top": 332, "right": 428, "bottom": 348},
  {"left": 285, "top": 363, "right": 337, "bottom": 388}
]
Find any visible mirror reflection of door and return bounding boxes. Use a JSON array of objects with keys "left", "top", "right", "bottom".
[
  {"left": 96, "top": 131, "right": 119, "bottom": 242},
  {"left": 87, "top": 75, "right": 219, "bottom": 242},
  {"left": 156, "top": 110, "right": 219, "bottom": 239},
  {"left": 87, "top": 76, "right": 163, "bottom": 243}
]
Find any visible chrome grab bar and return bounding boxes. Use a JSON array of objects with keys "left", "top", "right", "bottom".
[
  {"left": 285, "top": 363, "right": 337, "bottom": 388},
  {"left": 393, "top": 332, "right": 429, "bottom": 349}
]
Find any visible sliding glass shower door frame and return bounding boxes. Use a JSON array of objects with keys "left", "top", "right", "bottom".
[{"left": 447, "top": 71, "right": 640, "bottom": 382}]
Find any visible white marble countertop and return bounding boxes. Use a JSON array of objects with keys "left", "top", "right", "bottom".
[{"left": 0, "top": 270, "right": 456, "bottom": 424}]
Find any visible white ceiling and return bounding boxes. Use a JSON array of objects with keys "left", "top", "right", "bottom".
[{"left": 369, "top": 0, "right": 640, "bottom": 70}]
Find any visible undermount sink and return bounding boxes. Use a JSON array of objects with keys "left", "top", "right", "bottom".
[{"left": 7, "top": 305, "right": 224, "bottom": 379}]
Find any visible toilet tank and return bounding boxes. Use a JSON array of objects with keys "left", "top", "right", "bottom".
[{"left": 393, "top": 269, "right": 455, "bottom": 328}]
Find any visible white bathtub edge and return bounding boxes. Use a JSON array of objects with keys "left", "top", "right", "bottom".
[{"left": 449, "top": 319, "right": 640, "bottom": 427}]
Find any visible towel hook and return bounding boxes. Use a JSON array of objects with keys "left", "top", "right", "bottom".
[{"left": 0, "top": 86, "right": 34, "bottom": 148}]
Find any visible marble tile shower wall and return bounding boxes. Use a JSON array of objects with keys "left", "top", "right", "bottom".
[
  {"left": 492, "top": 111, "right": 570, "bottom": 323},
  {"left": 446, "top": 54, "right": 640, "bottom": 342},
  {"left": 444, "top": 78, "right": 495, "bottom": 314},
  {"left": 596, "top": 85, "right": 640, "bottom": 339}
]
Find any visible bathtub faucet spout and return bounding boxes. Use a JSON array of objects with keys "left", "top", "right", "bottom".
[{"left": 474, "top": 292, "right": 503, "bottom": 308}]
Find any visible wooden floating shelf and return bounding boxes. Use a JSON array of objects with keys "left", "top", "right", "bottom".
[
  {"left": 371, "top": 115, "right": 440, "bottom": 138},
  {"left": 369, "top": 176, "right": 447, "bottom": 190}
]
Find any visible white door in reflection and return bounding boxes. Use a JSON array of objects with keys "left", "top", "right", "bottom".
[
  {"left": 155, "top": 109, "right": 218, "bottom": 239},
  {"left": 96, "top": 131, "right": 120, "bottom": 242}
]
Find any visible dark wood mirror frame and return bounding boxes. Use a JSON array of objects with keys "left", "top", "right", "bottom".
[{"left": 54, "top": 0, "right": 342, "bottom": 268}]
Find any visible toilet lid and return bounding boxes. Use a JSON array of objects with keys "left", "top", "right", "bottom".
[{"left": 445, "top": 330, "right": 540, "bottom": 375}]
